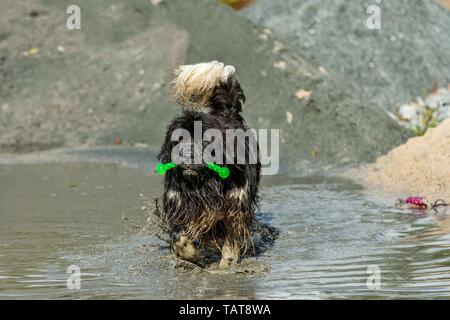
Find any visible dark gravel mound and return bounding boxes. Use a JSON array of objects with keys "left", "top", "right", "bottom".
[
  {"left": 243, "top": 0, "right": 450, "bottom": 110},
  {"left": 0, "top": 0, "right": 409, "bottom": 174}
]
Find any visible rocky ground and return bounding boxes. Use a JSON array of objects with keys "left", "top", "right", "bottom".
[
  {"left": 243, "top": 0, "right": 450, "bottom": 111},
  {"left": 0, "top": 0, "right": 409, "bottom": 175}
]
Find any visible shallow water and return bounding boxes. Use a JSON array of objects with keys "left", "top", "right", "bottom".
[{"left": 1, "top": 161, "right": 450, "bottom": 299}]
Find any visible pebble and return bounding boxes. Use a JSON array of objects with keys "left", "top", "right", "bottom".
[
  {"left": 295, "top": 89, "right": 312, "bottom": 101},
  {"left": 274, "top": 60, "right": 287, "bottom": 71},
  {"left": 286, "top": 111, "right": 294, "bottom": 124}
]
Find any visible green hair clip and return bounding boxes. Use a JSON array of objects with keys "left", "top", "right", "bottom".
[
  {"left": 155, "top": 162, "right": 230, "bottom": 179},
  {"left": 155, "top": 162, "right": 177, "bottom": 175},
  {"left": 207, "top": 162, "right": 230, "bottom": 179}
]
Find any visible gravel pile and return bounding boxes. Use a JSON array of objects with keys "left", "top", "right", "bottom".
[
  {"left": 0, "top": 0, "right": 409, "bottom": 174},
  {"left": 243, "top": 0, "right": 450, "bottom": 110}
]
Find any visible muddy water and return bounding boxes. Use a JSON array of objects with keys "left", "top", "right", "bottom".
[{"left": 1, "top": 161, "right": 450, "bottom": 299}]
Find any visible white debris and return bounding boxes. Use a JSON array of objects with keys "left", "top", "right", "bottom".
[
  {"left": 394, "top": 85, "right": 450, "bottom": 134},
  {"left": 318, "top": 66, "right": 328, "bottom": 75},
  {"left": 272, "top": 41, "right": 283, "bottom": 54},
  {"left": 398, "top": 104, "right": 418, "bottom": 120},
  {"left": 274, "top": 60, "right": 287, "bottom": 71},
  {"left": 286, "top": 111, "right": 294, "bottom": 124},
  {"left": 134, "top": 142, "right": 149, "bottom": 149},
  {"left": 295, "top": 89, "right": 312, "bottom": 101}
]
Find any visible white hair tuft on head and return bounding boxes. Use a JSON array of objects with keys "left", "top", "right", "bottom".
[{"left": 171, "top": 61, "right": 236, "bottom": 110}]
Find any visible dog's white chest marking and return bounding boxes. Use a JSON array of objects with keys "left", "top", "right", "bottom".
[{"left": 167, "top": 190, "right": 181, "bottom": 207}]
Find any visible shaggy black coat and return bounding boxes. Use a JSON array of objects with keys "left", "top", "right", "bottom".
[{"left": 157, "top": 77, "right": 261, "bottom": 252}]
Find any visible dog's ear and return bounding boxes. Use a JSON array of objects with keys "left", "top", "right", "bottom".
[
  {"left": 171, "top": 61, "right": 236, "bottom": 111},
  {"left": 210, "top": 76, "right": 246, "bottom": 115},
  {"left": 157, "top": 121, "right": 180, "bottom": 163},
  {"left": 157, "top": 139, "right": 172, "bottom": 163}
]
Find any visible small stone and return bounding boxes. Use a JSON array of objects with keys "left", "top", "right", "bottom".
[
  {"left": 318, "top": 66, "right": 329, "bottom": 75},
  {"left": 259, "top": 33, "right": 269, "bottom": 41},
  {"left": 274, "top": 60, "right": 287, "bottom": 71},
  {"left": 134, "top": 142, "right": 149, "bottom": 148},
  {"left": 23, "top": 48, "right": 39, "bottom": 56},
  {"left": 262, "top": 28, "right": 272, "bottom": 36},
  {"left": 286, "top": 111, "right": 294, "bottom": 124},
  {"left": 295, "top": 89, "right": 312, "bottom": 101},
  {"left": 272, "top": 41, "right": 283, "bottom": 54}
]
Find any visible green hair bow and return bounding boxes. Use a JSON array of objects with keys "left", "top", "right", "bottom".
[{"left": 155, "top": 162, "right": 230, "bottom": 179}]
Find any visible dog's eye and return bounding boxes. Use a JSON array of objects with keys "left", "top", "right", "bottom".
[{"left": 178, "top": 136, "right": 183, "bottom": 142}]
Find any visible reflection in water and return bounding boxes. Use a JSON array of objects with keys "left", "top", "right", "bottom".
[{"left": 0, "top": 163, "right": 449, "bottom": 299}]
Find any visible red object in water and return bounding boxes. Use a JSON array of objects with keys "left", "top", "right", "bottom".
[
  {"left": 396, "top": 197, "right": 448, "bottom": 210},
  {"left": 114, "top": 136, "right": 122, "bottom": 145},
  {"left": 405, "top": 196, "right": 429, "bottom": 209}
]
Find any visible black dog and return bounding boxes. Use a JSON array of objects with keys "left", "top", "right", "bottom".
[{"left": 158, "top": 64, "right": 260, "bottom": 268}]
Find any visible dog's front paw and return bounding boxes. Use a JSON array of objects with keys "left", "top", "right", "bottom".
[
  {"left": 172, "top": 235, "right": 200, "bottom": 263},
  {"left": 219, "top": 242, "right": 240, "bottom": 269}
]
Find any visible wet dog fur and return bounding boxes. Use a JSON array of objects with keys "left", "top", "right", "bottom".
[{"left": 158, "top": 62, "right": 261, "bottom": 268}]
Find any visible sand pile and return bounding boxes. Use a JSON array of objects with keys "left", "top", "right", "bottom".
[{"left": 364, "top": 118, "right": 450, "bottom": 200}]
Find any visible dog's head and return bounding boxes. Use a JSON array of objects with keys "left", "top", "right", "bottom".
[
  {"left": 158, "top": 111, "right": 228, "bottom": 180},
  {"left": 171, "top": 61, "right": 235, "bottom": 108}
]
